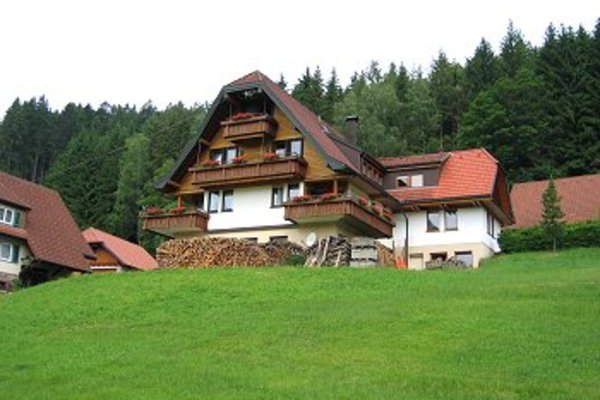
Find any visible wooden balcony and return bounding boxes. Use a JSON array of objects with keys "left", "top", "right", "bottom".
[
  {"left": 190, "top": 157, "right": 307, "bottom": 188},
  {"left": 221, "top": 114, "right": 277, "bottom": 142},
  {"left": 141, "top": 209, "right": 208, "bottom": 237},
  {"left": 284, "top": 198, "right": 395, "bottom": 238}
]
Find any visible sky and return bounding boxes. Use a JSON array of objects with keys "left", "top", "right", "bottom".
[{"left": 0, "top": 0, "right": 597, "bottom": 118}]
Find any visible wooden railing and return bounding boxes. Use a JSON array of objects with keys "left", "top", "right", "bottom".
[
  {"left": 189, "top": 157, "right": 307, "bottom": 188},
  {"left": 141, "top": 209, "right": 208, "bottom": 236},
  {"left": 221, "top": 114, "right": 277, "bottom": 141},
  {"left": 284, "top": 197, "right": 395, "bottom": 238}
]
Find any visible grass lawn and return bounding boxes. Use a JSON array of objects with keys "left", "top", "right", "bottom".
[{"left": 0, "top": 248, "right": 599, "bottom": 399}]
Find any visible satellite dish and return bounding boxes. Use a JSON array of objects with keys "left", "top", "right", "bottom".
[{"left": 304, "top": 232, "right": 317, "bottom": 247}]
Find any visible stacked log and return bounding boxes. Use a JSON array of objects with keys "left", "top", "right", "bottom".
[
  {"left": 260, "top": 240, "right": 306, "bottom": 264},
  {"left": 304, "top": 236, "right": 352, "bottom": 267},
  {"left": 375, "top": 242, "right": 395, "bottom": 267}
]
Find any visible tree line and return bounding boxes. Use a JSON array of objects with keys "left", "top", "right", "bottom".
[{"left": 0, "top": 19, "right": 598, "bottom": 249}]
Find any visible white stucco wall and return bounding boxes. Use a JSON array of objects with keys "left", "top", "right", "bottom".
[
  {"left": 206, "top": 184, "right": 303, "bottom": 231},
  {"left": 0, "top": 241, "right": 31, "bottom": 276},
  {"left": 392, "top": 207, "right": 501, "bottom": 253}
]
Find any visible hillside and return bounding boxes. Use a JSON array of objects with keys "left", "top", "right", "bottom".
[{"left": 1, "top": 249, "right": 599, "bottom": 399}]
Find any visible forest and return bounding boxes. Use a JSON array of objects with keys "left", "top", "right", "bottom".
[{"left": 0, "top": 20, "right": 598, "bottom": 249}]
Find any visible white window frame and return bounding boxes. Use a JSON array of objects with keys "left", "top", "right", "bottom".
[
  {"left": 411, "top": 174, "right": 424, "bottom": 187},
  {"left": 0, "top": 206, "right": 15, "bottom": 226},
  {"left": 0, "top": 242, "right": 13, "bottom": 262}
]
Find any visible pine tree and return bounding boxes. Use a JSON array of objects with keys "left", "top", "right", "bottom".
[
  {"left": 292, "top": 67, "right": 325, "bottom": 116},
  {"left": 277, "top": 73, "right": 288, "bottom": 91},
  {"left": 499, "top": 21, "right": 533, "bottom": 78},
  {"left": 541, "top": 177, "right": 565, "bottom": 252},
  {"left": 465, "top": 38, "right": 499, "bottom": 99},
  {"left": 323, "top": 68, "right": 343, "bottom": 122}
]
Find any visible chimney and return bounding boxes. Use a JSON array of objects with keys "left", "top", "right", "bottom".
[{"left": 344, "top": 115, "right": 359, "bottom": 145}]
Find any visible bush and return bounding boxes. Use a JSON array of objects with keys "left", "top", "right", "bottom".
[
  {"left": 282, "top": 254, "right": 306, "bottom": 266},
  {"left": 500, "top": 220, "right": 600, "bottom": 253}
]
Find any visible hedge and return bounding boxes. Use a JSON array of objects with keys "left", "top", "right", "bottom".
[{"left": 499, "top": 220, "right": 600, "bottom": 253}]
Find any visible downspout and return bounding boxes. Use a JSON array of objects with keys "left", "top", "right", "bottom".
[{"left": 401, "top": 209, "right": 409, "bottom": 268}]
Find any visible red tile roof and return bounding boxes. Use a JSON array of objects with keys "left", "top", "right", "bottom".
[
  {"left": 83, "top": 228, "right": 158, "bottom": 271},
  {"left": 510, "top": 174, "right": 600, "bottom": 228},
  {"left": 0, "top": 172, "right": 93, "bottom": 272},
  {"left": 379, "top": 152, "right": 449, "bottom": 168}
]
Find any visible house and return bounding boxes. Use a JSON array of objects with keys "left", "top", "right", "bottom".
[
  {"left": 510, "top": 174, "right": 600, "bottom": 228},
  {"left": 0, "top": 172, "right": 94, "bottom": 289},
  {"left": 140, "top": 71, "right": 513, "bottom": 269},
  {"left": 83, "top": 227, "right": 158, "bottom": 273}
]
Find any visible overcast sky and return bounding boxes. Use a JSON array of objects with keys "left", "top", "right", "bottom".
[{"left": 0, "top": 0, "right": 597, "bottom": 118}]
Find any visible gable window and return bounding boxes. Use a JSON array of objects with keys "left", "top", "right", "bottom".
[
  {"left": 209, "top": 191, "right": 220, "bottom": 213},
  {"left": 272, "top": 186, "right": 284, "bottom": 207},
  {"left": 0, "top": 206, "right": 15, "bottom": 226},
  {"left": 0, "top": 242, "right": 14, "bottom": 262},
  {"left": 445, "top": 209, "right": 458, "bottom": 231},
  {"left": 210, "top": 147, "right": 239, "bottom": 165},
  {"left": 427, "top": 210, "right": 440, "bottom": 232},
  {"left": 287, "top": 184, "right": 301, "bottom": 201},
  {"left": 222, "top": 190, "right": 234, "bottom": 212},
  {"left": 275, "top": 139, "right": 303, "bottom": 158},
  {"left": 487, "top": 211, "right": 495, "bottom": 237},
  {"left": 396, "top": 174, "right": 424, "bottom": 188},
  {"left": 396, "top": 176, "right": 409, "bottom": 187}
]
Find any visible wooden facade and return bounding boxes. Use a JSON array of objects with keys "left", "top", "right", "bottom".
[
  {"left": 284, "top": 198, "right": 395, "bottom": 238},
  {"left": 142, "top": 209, "right": 209, "bottom": 237},
  {"left": 221, "top": 115, "right": 277, "bottom": 142}
]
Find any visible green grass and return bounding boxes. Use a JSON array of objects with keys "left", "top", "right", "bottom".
[{"left": 1, "top": 248, "right": 599, "bottom": 399}]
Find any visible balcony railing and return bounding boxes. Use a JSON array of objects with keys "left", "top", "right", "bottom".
[
  {"left": 284, "top": 197, "right": 395, "bottom": 238},
  {"left": 189, "top": 157, "right": 307, "bottom": 188},
  {"left": 141, "top": 209, "right": 208, "bottom": 237},
  {"left": 221, "top": 114, "right": 277, "bottom": 142}
]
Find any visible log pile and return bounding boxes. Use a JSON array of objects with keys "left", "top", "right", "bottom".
[
  {"left": 375, "top": 242, "right": 395, "bottom": 267},
  {"left": 425, "top": 256, "right": 469, "bottom": 270},
  {"left": 156, "top": 237, "right": 307, "bottom": 268},
  {"left": 304, "top": 236, "right": 352, "bottom": 267}
]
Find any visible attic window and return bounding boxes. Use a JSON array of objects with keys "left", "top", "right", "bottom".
[
  {"left": 0, "top": 206, "right": 15, "bottom": 226},
  {"left": 397, "top": 176, "right": 409, "bottom": 187},
  {"left": 396, "top": 174, "right": 424, "bottom": 188}
]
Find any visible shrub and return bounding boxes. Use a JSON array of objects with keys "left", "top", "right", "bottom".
[
  {"left": 499, "top": 220, "right": 600, "bottom": 253},
  {"left": 282, "top": 253, "right": 306, "bottom": 266}
]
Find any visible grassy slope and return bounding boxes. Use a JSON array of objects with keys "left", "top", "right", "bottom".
[{"left": 0, "top": 249, "right": 599, "bottom": 399}]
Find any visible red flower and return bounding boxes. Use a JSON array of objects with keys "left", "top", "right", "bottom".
[
  {"left": 145, "top": 207, "right": 165, "bottom": 215},
  {"left": 231, "top": 155, "right": 245, "bottom": 164},
  {"left": 202, "top": 159, "right": 220, "bottom": 168},
  {"left": 231, "top": 112, "right": 258, "bottom": 121},
  {"left": 263, "top": 152, "right": 278, "bottom": 161},
  {"left": 320, "top": 192, "right": 338, "bottom": 201},
  {"left": 358, "top": 196, "right": 369, "bottom": 207},
  {"left": 170, "top": 206, "right": 186, "bottom": 214},
  {"left": 292, "top": 195, "right": 312, "bottom": 202}
]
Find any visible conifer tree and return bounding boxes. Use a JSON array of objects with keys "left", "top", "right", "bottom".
[{"left": 541, "top": 177, "right": 565, "bottom": 252}]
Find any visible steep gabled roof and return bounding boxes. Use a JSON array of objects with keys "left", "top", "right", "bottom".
[
  {"left": 157, "top": 70, "right": 366, "bottom": 190},
  {"left": 83, "top": 228, "right": 158, "bottom": 271},
  {"left": 510, "top": 174, "right": 600, "bottom": 228},
  {"left": 387, "top": 149, "right": 514, "bottom": 224},
  {"left": 0, "top": 172, "right": 93, "bottom": 272}
]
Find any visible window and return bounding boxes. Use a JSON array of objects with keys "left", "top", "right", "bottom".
[
  {"left": 244, "top": 237, "right": 258, "bottom": 243},
  {"left": 487, "top": 211, "right": 495, "bottom": 237},
  {"left": 275, "top": 139, "right": 303, "bottom": 157},
  {"left": 272, "top": 186, "right": 284, "bottom": 207},
  {"left": 270, "top": 235, "right": 288, "bottom": 243},
  {"left": 411, "top": 174, "right": 424, "bottom": 187},
  {"left": 445, "top": 209, "right": 458, "bottom": 231},
  {"left": 196, "top": 194, "right": 205, "bottom": 211},
  {"left": 430, "top": 252, "right": 447, "bottom": 262},
  {"left": 287, "top": 184, "right": 301, "bottom": 201},
  {"left": 222, "top": 190, "right": 234, "bottom": 212},
  {"left": 210, "top": 147, "right": 239, "bottom": 165},
  {"left": 455, "top": 251, "right": 473, "bottom": 267},
  {"left": 0, "top": 243, "right": 13, "bottom": 262},
  {"left": 427, "top": 210, "right": 440, "bottom": 232},
  {"left": 396, "top": 176, "right": 409, "bottom": 187},
  {"left": 0, "top": 206, "right": 15, "bottom": 226},
  {"left": 209, "top": 191, "right": 220, "bottom": 213}
]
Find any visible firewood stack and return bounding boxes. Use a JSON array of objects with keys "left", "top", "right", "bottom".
[
  {"left": 304, "top": 236, "right": 352, "bottom": 267},
  {"left": 156, "top": 237, "right": 307, "bottom": 268},
  {"left": 375, "top": 242, "right": 395, "bottom": 267}
]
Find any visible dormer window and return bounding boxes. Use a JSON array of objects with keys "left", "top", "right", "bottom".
[
  {"left": 0, "top": 206, "right": 15, "bottom": 226},
  {"left": 396, "top": 174, "right": 424, "bottom": 188}
]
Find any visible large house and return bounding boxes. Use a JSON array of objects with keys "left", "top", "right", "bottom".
[
  {"left": 0, "top": 172, "right": 94, "bottom": 288},
  {"left": 510, "top": 174, "right": 600, "bottom": 228},
  {"left": 141, "top": 71, "right": 513, "bottom": 268},
  {"left": 83, "top": 227, "right": 158, "bottom": 273}
]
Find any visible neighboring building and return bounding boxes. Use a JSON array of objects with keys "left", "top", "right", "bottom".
[
  {"left": 140, "top": 71, "right": 513, "bottom": 269},
  {"left": 83, "top": 228, "right": 158, "bottom": 273},
  {"left": 510, "top": 174, "right": 600, "bottom": 228},
  {"left": 0, "top": 172, "right": 94, "bottom": 289}
]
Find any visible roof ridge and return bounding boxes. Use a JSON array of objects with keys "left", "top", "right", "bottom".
[{"left": 513, "top": 173, "right": 600, "bottom": 186}]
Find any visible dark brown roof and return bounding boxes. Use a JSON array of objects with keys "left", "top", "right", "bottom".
[
  {"left": 0, "top": 172, "right": 93, "bottom": 272},
  {"left": 378, "top": 152, "right": 449, "bottom": 168},
  {"left": 83, "top": 228, "right": 158, "bottom": 271},
  {"left": 510, "top": 174, "right": 600, "bottom": 228},
  {"left": 387, "top": 149, "right": 514, "bottom": 224}
]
